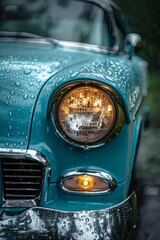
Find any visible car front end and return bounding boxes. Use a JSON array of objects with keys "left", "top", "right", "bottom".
[{"left": 0, "top": 0, "right": 148, "bottom": 239}]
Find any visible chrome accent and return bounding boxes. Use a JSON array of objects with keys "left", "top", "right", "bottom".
[
  {"left": 2, "top": 159, "right": 43, "bottom": 200},
  {"left": 0, "top": 149, "right": 49, "bottom": 166},
  {"left": 59, "top": 169, "right": 117, "bottom": 194},
  {"left": 54, "top": 40, "right": 115, "bottom": 54},
  {"left": 125, "top": 33, "right": 142, "bottom": 48},
  {"left": 0, "top": 192, "right": 137, "bottom": 240},
  {"left": 0, "top": 149, "right": 50, "bottom": 208},
  {"left": 0, "top": 36, "right": 118, "bottom": 55},
  {"left": 2, "top": 200, "right": 37, "bottom": 208},
  {"left": 51, "top": 81, "right": 126, "bottom": 149},
  {"left": 129, "top": 87, "right": 140, "bottom": 111}
]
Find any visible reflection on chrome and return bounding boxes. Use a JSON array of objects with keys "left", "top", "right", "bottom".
[
  {"left": 0, "top": 148, "right": 50, "bottom": 208},
  {"left": 0, "top": 193, "right": 137, "bottom": 240}
]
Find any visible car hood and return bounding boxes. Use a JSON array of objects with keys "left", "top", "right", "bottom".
[
  {"left": 0, "top": 42, "right": 92, "bottom": 149},
  {"left": 0, "top": 41, "right": 142, "bottom": 149}
]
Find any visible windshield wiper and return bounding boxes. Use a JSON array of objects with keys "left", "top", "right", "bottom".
[{"left": 0, "top": 31, "right": 60, "bottom": 45}]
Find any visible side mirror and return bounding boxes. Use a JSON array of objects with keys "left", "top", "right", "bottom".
[{"left": 124, "top": 33, "right": 143, "bottom": 55}]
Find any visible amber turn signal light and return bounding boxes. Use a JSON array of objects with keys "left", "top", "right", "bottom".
[{"left": 59, "top": 171, "right": 117, "bottom": 194}]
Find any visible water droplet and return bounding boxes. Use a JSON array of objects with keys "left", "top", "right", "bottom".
[
  {"left": 23, "top": 94, "right": 28, "bottom": 100},
  {"left": 15, "top": 81, "right": 20, "bottom": 87},
  {"left": 9, "top": 112, "right": 13, "bottom": 117},
  {"left": 8, "top": 220, "right": 13, "bottom": 225},
  {"left": 47, "top": 69, "right": 53, "bottom": 74},
  {"left": 10, "top": 90, "right": 14, "bottom": 96},
  {"left": 31, "top": 234, "right": 35, "bottom": 240},
  {"left": 28, "top": 81, "right": 34, "bottom": 86},
  {"left": 9, "top": 125, "right": 12, "bottom": 130},
  {"left": 24, "top": 69, "right": 31, "bottom": 75},
  {"left": 85, "top": 218, "right": 89, "bottom": 223},
  {"left": 0, "top": 73, "right": 4, "bottom": 78},
  {"left": 71, "top": 72, "right": 80, "bottom": 78},
  {"left": 6, "top": 95, "right": 10, "bottom": 100}
]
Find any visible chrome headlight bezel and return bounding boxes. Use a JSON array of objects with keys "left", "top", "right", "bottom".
[{"left": 51, "top": 81, "right": 126, "bottom": 149}]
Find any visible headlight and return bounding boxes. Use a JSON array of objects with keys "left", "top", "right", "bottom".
[
  {"left": 57, "top": 85, "right": 116, "bottom": 144},
  {"left": 52, "top": 82, "right": 125, "bottom": 147}
]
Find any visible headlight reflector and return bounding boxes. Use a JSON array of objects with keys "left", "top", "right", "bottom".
[{"left": 58, "top": 86, "right": 116, "bottom": 144}]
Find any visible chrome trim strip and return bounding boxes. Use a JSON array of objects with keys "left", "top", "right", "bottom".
[
  {"left": 59, "top": 169, "right": 117, "bottom": 195},
  {"left": 0, "top": 148, "right": 49, "bottom": 166},
  {"left": 55, "top": 40, "right": 116, "bottom": 54},
  {"left": 0, "top": 149, "right": 51, "bottom": 174},
  {"left": 0, "top": 149, "right": 50, "bottom": 208},
  {"left": 1, "top": 200, "right": 37, "bottom": 208},
  {"left": 0, "top": 192, "right": 137, "bottom": 240}
]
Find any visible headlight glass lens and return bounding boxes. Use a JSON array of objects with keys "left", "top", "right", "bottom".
[{"left": 58, "top": 85, "right": 116, "bottom": 144}]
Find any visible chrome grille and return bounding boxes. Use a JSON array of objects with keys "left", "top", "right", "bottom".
[{"left": 1, "top": 158, "right": 44, "bottom": 200}]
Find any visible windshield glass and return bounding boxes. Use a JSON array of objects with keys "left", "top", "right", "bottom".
[{"left": 0, "top": 0, "right": 115, "bottom": 48}]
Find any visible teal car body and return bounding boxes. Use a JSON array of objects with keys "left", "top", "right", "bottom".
[{"left": 0, "top": 0, "right": 148, "bottom": 239}]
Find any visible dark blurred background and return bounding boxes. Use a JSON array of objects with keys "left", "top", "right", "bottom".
[{"left": 116, "top": 0, "right": 160, "bottom": 239}]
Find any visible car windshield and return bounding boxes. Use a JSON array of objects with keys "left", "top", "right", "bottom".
[{"left": 0, "top": 0, "right": 115, "bottom": 48}]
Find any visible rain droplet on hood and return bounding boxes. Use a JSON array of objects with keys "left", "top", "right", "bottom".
[
  {"left": 23, "top": 94, "right": 28, "bottom": 100},
  {"left": 70, "top": 71, "right": 81, "bottom": 78},
  {"left": 9, "top": 112, "right": 13, "bottom": 117},
  {"left": 24, "top": 69, "right": 31, "bottom": 75},
  {"left": 15, "top": 82, "right": 20, "bottom": 87}
]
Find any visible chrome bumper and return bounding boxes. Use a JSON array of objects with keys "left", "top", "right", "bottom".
[{"left": 0, "top": 192, "right": 137, "bottom": 240}]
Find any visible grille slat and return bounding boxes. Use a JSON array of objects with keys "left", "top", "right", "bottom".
[
  {"left": 3, "top": 169, "right": 42, "bottom": 172},
  {"left": 5, "top": 182, "right": 40, "bottom": 184},
  {"left": 1, "top": 158, "right": 44, "bottom": 200},
  {"left": 4, "top": 188, "right": 40, "bottom": 191},
  {"left": 4, "top": 175, "right": 41, "bottom": 179},
  {"left": 3, "top": 162, "right": 40, "bottom": 166},
  {"left": 5, "top": 194, "right": 38, "bottom": 198}
]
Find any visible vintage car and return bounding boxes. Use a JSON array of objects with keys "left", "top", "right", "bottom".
[{"left": 0, "top": 0, "right": 148, "bottom": 239}]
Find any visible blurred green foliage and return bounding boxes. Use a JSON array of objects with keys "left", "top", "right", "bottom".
[
  {"left": 147, "top": 73, "right": 160, "bottom": 128},
  {"left": 116, "top": 0, "right": 160, "bottom": 129},
  {"left": 117, "top": 0, "right": 160, "bottom": 72}
]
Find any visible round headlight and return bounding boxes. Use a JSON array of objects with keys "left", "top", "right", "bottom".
[{"left": 57, "top": 85, "right": 116, "bottom": 144}]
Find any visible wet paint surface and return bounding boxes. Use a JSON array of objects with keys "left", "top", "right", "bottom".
[
  {"left": 0, "top": 42, "right": 90, "bottom": 149},
  {"left": 0, "top": 41, "right": 146, "bottom": 149}
]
